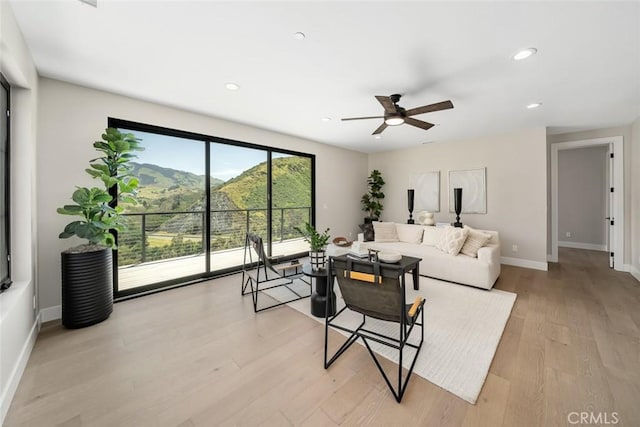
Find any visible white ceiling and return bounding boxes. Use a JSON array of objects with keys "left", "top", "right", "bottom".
[{"left": 8, "top": 0, "right": 640, "bottom": 153}]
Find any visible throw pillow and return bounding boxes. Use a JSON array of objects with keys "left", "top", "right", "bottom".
[
  {"left": 373, "top": 222, "right": 399, "bottom": 242},
  {"left": 422, "top": 226, "right": 444, "bottom": 246},
  {"left": 396, "top": 223, "right": 424, "bottom": 244},
  {"left": 362, "top": 223, "right": 375, "bottom": 242},
  {"left": 460, "top": 226, "right": 492, "bottom": 258},
  {"left": 436, "top": 226, "right": 470, "bottom": 255}
]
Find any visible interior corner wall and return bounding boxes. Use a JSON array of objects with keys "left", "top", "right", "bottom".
[
  {"left": 557, "top": 146, "right": 608, "bottom": 247},
  {"left": 547, "top": 125, "right": 633, "bottom": 265},
  {"left": 631, "top": 116, "right": 640, "bottom": 281},
  {"left": 0, "top": 1, "right": 40, "bottom": 423},
  {"left": 367, "top": 127, "right": 548, "bottom": 267},
  {"left": 36, "top": 77, "right": 368, "bottom": 312}
]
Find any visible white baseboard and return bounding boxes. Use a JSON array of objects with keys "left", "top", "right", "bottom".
[
  {"left": 40, "top": 305, "right": 61, "bottom": 323},
  {"left": 0, "top": 313, "right": 40, "bottom": 425},
  {"left": 557, "top": 241, "right": 607, "bottom": 252},
  {"left": 629, "top": 266, "right": 639, "bottom": 282},
  {"left": 501, "top": 257, "right": 548, "bottom": 271}
]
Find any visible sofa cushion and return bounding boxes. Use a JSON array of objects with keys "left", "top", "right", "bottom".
[
  {"left": 396, "top": 223, "right": 424, "bottom": 244},
  {"left": 373, "top": 222, "right": 398, "bottom": 242},
  {"left": 436, "top": 226, "right": 469, "bottom": 255},
  {"left": 422, "top": 226, "right": 444, "bottom": 246},
  {"left": 460, "top": 226, "right": 492, "bottom": 258},
  {"left": 422, "top": 225, "right": 444, "bottom": 246}
]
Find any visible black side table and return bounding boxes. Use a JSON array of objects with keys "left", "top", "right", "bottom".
[{"left": 303, "top": 264, "right": 336, "bottom": 318}]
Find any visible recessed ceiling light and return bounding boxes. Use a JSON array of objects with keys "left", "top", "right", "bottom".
[
  {"left": 526, "top": 102, "right": 542, "bottom": 109},
  {"left": 225, "top": 82, "right": 240, "bottom": 91},
  {"left": 374, "top": 135, "right": 382, "bottom": 139},
  {"left": 293, "top": 32, "right": 306, "bottom": 40},
  {"left": 512, "top": 48, "right": 537, "bottom": 61},
  {"left": 79, "top": 0, "right": 97, "bottom": 7},
  {"left": 321, "top": 117, "right": 331, "bottom": 122}
]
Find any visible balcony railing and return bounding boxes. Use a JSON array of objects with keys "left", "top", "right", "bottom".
[{"left": 118, "top": 206, "right": 311, "bottom": 267}]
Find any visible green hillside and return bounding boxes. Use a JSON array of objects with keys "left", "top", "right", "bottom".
[
  {"left": 124, "top": 163, "right": 223, "bottom": 213},
  {"left": 118, "top": 157, "right": 311, "bottom": 266},
  {"left": 220, "top": 156, "right": 311, "bottom": 209}
]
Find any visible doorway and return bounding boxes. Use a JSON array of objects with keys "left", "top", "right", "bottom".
[{"left": 550, "top": 136, "right": 624, "bottom": 269}]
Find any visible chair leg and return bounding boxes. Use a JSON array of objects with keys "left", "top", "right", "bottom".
[
  {"left": 358, "top": 310, "right": 425, "bottom": 403},
  {"left": 324, "top": 311, "right": 365, "bottom": 369}
]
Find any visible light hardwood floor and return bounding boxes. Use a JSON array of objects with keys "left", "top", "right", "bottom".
[{"left": 5, "top": 248, "right": 640, "bottom": 426}]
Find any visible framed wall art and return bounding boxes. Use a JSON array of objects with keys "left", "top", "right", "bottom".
[
  {"left": 410, "top": 171, "right": 440, "bottom": 213},
  {"left": 448, "top": 168, "right": 486, "bottom": 214}
]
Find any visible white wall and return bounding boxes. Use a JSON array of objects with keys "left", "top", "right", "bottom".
[
  {"left": 37, "top": 77, "right": 368, "bottom": 311},
  {"left": 368, "top": 127, "right": 548, "bottom": 269},
  {"left": 558, "top": 146, "right": 608, "bottom": 249},
  {"left": 631, "top": 116, "right": 640, "bottom": 281},
  {"left": 548, "top": 125, "right": 632, "bottom": 264},
  {"left": 0, "top": 2, "right": 40, "bottom": 423}
]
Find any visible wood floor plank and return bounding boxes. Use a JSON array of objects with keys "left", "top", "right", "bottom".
[
  {"left": 462, "top": 373, "right": 510, "bottom": 427},
  {"left": 4, "top": 248, "right": 640, "bottom": 426}
]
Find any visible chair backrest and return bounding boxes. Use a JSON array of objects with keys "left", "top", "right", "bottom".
[
  {"left": 331, "top": 256, "right": 405, "bottom": 323},
  {"left": 246, "top": 233, "right": 268, "bottom": 261},
  {"left": 245, "top": 232, "right": 279, "bottom": 273}
]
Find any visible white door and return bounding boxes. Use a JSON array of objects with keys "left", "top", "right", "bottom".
[{"left": 607, "top": 144, "right": 615, "bottom": 268}]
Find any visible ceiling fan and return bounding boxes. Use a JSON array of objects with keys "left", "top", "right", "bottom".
[{"left": 342, "top": 94, "right": 454, "bottom": 135}]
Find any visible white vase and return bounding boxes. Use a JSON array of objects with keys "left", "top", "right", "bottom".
[{"left": 309, "top": 250, "right": 326, "bottom": 271}]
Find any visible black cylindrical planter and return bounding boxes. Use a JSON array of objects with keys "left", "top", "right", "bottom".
[{"left": 62, "top": 245, "right": 113, "bottom": 329}]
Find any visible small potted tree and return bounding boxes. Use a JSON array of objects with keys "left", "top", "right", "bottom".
[
  {"left": 57, "top": 128, "right": 143, "bottom": 328},
  {"left": 361, "top": 169, "right": 385, "bottom": 222},
  {"left": 295, "top": 222, "right": 330, "bottom": 270}
]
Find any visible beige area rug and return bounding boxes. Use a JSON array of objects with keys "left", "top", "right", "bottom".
[{"left": 281, "top": 275, "right": 516, "bottom": 404}]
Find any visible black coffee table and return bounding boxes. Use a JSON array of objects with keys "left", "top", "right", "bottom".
[{"left": 303, "top": 264, "right": 337, "bottom": 318}]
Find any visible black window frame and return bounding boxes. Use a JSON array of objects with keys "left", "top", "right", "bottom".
[
  {"left": 108, "top": 117, "right": 316, "bottom": 300},
  {"left": 0, "top": 73, "right": 12, "bottom": 293}
]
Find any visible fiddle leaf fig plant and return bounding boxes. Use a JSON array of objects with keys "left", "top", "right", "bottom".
[
  {"left": 57, "top": 128, "right": 143, "bottom": 248},
  {"left": 361, "top": 169, "right": 385, "bottom": 220}
]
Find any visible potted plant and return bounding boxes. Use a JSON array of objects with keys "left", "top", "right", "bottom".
[
  {"left": 361, "top": 169, "right": 385, "bottom": 222},
  {"left": 295, "top": 222, "right": 330, "bottom": 270},
  {"left": 57, "top": 128, "right": 143, "bottom": 328}
]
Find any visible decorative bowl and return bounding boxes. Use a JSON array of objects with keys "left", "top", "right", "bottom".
[
  {"left": 378, "top": 252, "right": 402, "bottom": 263},
  {"left": 332, "top": 237, "right": 352, "bottom": 247}
]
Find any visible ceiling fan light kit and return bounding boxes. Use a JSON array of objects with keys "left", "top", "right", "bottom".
[
  {"left": 385, "top": 116, "right": 405, "bottom": 126},
  {"left": 342, "top": 93, "right": 454, "bottom": 135},
  {"left": 512, "top": 47, "right": 537, "bottom": 61}
]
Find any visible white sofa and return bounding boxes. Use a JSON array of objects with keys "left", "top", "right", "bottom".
[{"left": 336, "top": 222, "right": 501, "bottom": 290}]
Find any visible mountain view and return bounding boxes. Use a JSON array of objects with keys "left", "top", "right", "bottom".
[{"left": 118, "top": 157, "right": 311, "bottom": 266}]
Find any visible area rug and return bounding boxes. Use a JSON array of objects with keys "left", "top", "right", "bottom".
[{"left": 284, "top": 275, "right": 516, "bottom": 404}]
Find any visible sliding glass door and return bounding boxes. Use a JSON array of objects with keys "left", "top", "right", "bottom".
[
  {"left": 271, "top": 152, "right": 312, "bottom": 258},
  {"left": 110, "top": 118, "right": 314, "bottom": 298},
  {"left": 209, "top": 143, "right": 267, "bottom": 271},
  {"left": 117, "top": 129, "right": 207, "bottom": 292}
]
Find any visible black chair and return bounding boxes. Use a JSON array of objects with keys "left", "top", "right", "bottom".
[
  {"left": 241, "top": 233, "right": 311, "bottom": 312},
  {"left": 325, "top": 255, "right": 425, "bottom": 402}
]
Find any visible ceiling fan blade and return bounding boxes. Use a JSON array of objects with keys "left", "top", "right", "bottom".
[
  {"left": 375, "top": 95, "right": 397, "bottom": 113},
  {"left": 341, "top": 116, "right": 385, "bottom": 121},
  {"left": 404, "top": 117, "right": 435, "bottom": 131},
  {"left": 405, "top": 100, "right": 454, "bottom": 117},
  {"left": 372, "top": 122, "right": 388, "bottom": 135}
]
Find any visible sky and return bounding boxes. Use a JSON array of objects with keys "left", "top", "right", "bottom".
[{"left": 123, "top": 129, "right": 289, "bottom": 181}]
